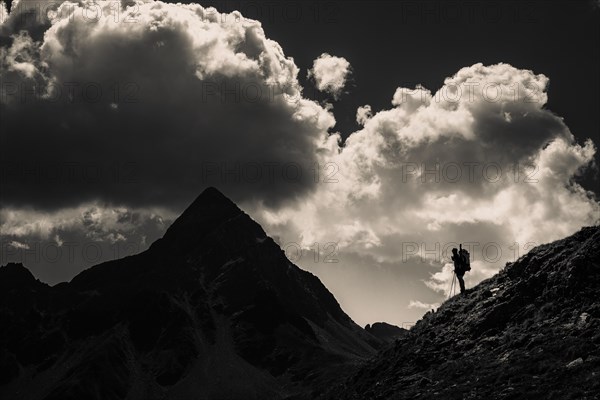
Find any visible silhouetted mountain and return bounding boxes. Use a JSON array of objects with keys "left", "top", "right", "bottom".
[
  {"left": 364, "top": 323, "right": 407, "bottom": 343},
  {"left": 324, "top": 226, "right": 600, "bottom": 399},
  {"left": 0, "top": 187, "right": 381, "bottom": 400}
]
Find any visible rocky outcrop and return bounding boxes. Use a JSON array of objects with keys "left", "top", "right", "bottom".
[{"left": 365, "top": 323, "right": 407, "bottom": 343}]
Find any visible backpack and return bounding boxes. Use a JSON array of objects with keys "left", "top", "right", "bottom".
[{"left": 460, "top": 249, "right": 471, "bottom": 272}]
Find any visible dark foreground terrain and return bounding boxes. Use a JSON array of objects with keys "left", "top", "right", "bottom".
[
  {"left": 323, "top": 225, "right": 600, "bottom": 399},
  {"left": 1, "top": 187, "right": 599, "bottom": 400}
]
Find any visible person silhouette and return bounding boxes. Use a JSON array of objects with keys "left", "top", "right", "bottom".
[{"left": 451, "top": 246, "right": 466, "bottom": 294}]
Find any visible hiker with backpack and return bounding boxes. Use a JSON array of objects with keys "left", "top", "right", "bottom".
[{"left": 451, "top": 244, "right": 471, "bottom": 294}]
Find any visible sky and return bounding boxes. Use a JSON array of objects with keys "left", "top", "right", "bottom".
[{"left": 1, "top": 0, "right": 599, "bottom": 327}]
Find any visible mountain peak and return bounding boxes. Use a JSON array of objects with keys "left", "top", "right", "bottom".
[
  {"left": 194, "top": 186, "right": 233, "bottom": 203},
  {"left": 161, "top": 186, "right": 243, "bottom": 248},
  {"left": 178, "top": 186, "right": 239, "bottom": 219}
]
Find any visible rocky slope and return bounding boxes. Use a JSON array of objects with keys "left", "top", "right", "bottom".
[
  {"left": 324, "top": 226, "right": 600, "bottom": 399},
  {"left": 0, "top": 187, "right": 381, "bottom": 400}
]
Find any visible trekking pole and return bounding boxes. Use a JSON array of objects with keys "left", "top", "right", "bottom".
[
  {"left": 450, "top": 273, "right": 457, "bottom": 298},
  {"left": 448, "top": 273, "right": 455, "bottom": 299},
  {"left": 453, "top": 274, "right": 457, "bottom": 297}
]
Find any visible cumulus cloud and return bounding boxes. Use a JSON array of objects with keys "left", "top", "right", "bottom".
[
  {"left": 356, "top": 104, "right": 372, "bottom": 126},
  {"left": 0, "top": 1, "right": 7, "bottom": 25},
  {"left": 308, "top": 53, "right": 351, "bottom": 99},
  {"left": 249, "top": 63, "right": 599, "bottom": 326}
]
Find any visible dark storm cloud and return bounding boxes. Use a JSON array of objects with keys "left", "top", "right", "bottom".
[{"left": 0, "top": 0, "right": 337, "bottom": 211}]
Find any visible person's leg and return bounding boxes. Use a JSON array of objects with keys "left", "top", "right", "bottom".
[{"left": 457, "top": 274, "right": 466, "bottom": 293}]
